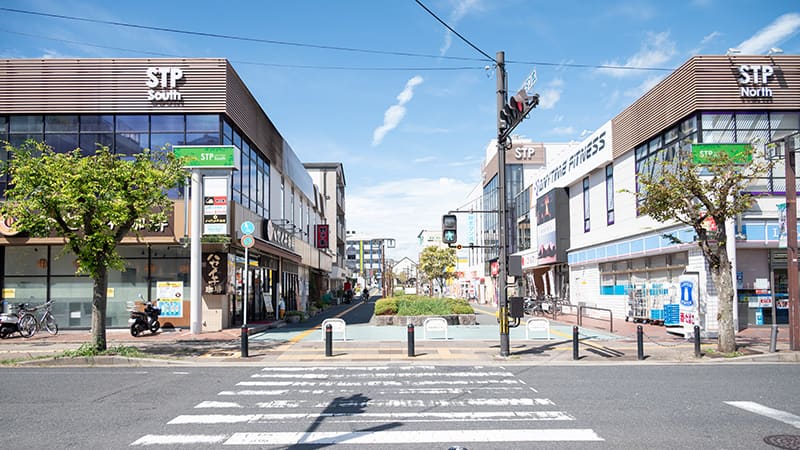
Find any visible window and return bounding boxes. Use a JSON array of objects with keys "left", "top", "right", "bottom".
[
  {"left": 583, "top": 177, "right": 590, "bottom": 232},
  {"left": 605, "top": 164, "right": 615, "bottom": 225}
]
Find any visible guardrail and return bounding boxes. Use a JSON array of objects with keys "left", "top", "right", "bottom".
[{"left": 578, "top": 305, "right": 613, "bottom": 333}]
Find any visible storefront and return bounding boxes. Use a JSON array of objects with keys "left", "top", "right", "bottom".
[
  {"left": 0, "top": 58, "right": 332, "bottom": 330},
  {"left": 562, "top": 55, "right": 800, "bottom": 333}
]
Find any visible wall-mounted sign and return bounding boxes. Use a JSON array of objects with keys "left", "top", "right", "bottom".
[
  {"left": 738, "top": 64, "right": 774, "bottom": 98},
  {"left": 173, "top": 145, "right": 240, "bottom": 169},
  {"left": 156, "top": 281, "right": 184, "bottom": 318},
  {"left": 535, "top": 120, "right": 613, "bottom": 195},
  {"left": 202, "top": 252, "right": 228, "bottom": 295},
  {"left": 315, "top": 224, "right": 329, "bottom": 249},
  {"left": 146, "top": 67, "right": 184, "bottom": 102},
  {"left": 691, "top": 143, "right": 753, "bottom": 165}
]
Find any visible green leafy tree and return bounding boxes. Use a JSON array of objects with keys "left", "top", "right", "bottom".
[
  {"left": 634, "top": 142, "right": 772, "bottom": 353},
  {"left": 1, "top": 141, "right": 186, "bottom": 351},
  {"left": 418, "top": 246, "right": 456, "bottom": 297}
]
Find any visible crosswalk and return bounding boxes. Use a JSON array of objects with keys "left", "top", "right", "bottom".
[{"left": 131, "top": 365, "right": 603, "bottom": 447}]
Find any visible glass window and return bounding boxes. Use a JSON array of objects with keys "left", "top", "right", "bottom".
[
  {"left": 185, "top": 132, "right": 220, "bottom": 145},
  {"left": 9, "top": 134, "right": 41, "bottom": 147},
  {"left": 605, "top": 164, "right": 614, "bottom": 225},
  {"left": 186, "top": 115, "right": 219, "bottom": 132},
  {"left": 770, "top": 112, "right": 799, "bottom": 130},
  {"left": 80, "top": 133, "right": 114, "bottom": 155},
  {"left": 701, "top": 113, "right": 734, "bottom": 130},
  {"left": 116, "top": 115, "right": 148, "bottom": 132},
  {"left": 664, "top": 126, "right": 679, "bottom": 144},
  {"left": 10, "top": 115, "right": 43, "bottom": 133},
  {"left": 45, "top": 133, "right": 79, "bottom": 153},
  {"left": 150, "top": 133, "right": 185, "bottom": 150},
  {"left": 4, "top": 246, "right": 49, "bottom": 276},
  {"left": 680, "top": 115, "right": 697, "bottom": 135},
  {"left": 583, "top": 177, "right": 590, "bottom": 232},
  {"left": 223, "top": 120, "right": 233, "bottom": 142},
  {"left": 45, "top": 115, "right": 78, "bottom": 132},
  {"left": 116, "top": 132, "right": 148, "bottom": 155},
  {"left": 150, "top": 115, "right": 184, "bottom": 132},
  {"left": 80, "top": 115, "right": 114, "bottom": 132},
  {"left": 702, "top": 129, "right": 735, "bottom": 143}
]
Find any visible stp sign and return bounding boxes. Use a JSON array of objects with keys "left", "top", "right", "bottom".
[{"left": 315, "top": 224, "right": 329, "bottom": 249}]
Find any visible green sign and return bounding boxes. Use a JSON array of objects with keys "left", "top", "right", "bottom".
[
  {"left": 691, "top": 143, "right": 752, "bottom": 165},
  {"left": 173, "top": 145, "right": 240, "bottom": 169}
]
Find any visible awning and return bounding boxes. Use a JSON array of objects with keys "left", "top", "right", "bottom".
[{"left": 251, "top": 237, "right": 302, "bottom": 263}]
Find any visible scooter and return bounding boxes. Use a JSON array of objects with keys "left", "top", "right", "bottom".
[
  {"left": 343, "top": 289, "right": 353, "bottom": 304},
  {"left": 0, "top": 303, "right": 33, "bottom": 338},
  {"left": 128, "top": 295, "right": 161, "bottom": 337},
  {"left": 361, "top": 290, "right": 370, "bottom": 302}
]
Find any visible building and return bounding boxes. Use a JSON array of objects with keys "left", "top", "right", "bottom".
[
  {"left": 304, "top": 163, "right": 348, "bottom": 295},
  {"left": 345, "top": 237, "right": 387, "bottom": 289},
  {"left": 539, "top": 54, "right": 799, "bottom": 335},
  {"left": 0, "top": 58, "right": 336, "bottom": 330}
]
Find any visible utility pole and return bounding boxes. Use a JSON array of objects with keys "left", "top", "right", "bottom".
[
  {"left": 496, "top": 51, "right": 510, "bottom": 357},
  {"left": 784, "top": 132, "right": 800, "bottom": 351}
]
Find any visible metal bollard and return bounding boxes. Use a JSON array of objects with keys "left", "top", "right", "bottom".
[
  {"left": 572, "top": 325, "right": 579, "bottom": 360},
  {"left": 407, "top": 323, "right": 415, "bottom": 357},
  {"left": 325, "top": 323, "right": 333, "bottom": 357},
  {"left": 637, "top": 325, "right": 644, "bottom": 360},
  {"left": 240, "top": 325, "right": 249, "bottom": 358},
  {"left": 769, "top": 326, "right": 778, "bottom": 353},
  {"left": 694, "top": 325, "right": 701, "bottom": 358}
]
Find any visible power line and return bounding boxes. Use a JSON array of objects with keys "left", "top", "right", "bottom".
[
  {"left": 413, "top": 0, "right": 495, "bottom": 64},
  {"left": 0, "top": 29, "right": 483, "bottom": 72},
  {"left": 0, "top": 6, "right": 674, "bottom": 73}
]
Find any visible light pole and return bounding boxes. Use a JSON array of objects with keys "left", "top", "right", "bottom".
[
  {"left": 496, "top": 51, "right": 510, "bottom": 357},
  {"left": 781, "top": 131, "right": 800, "bottom": 351}
]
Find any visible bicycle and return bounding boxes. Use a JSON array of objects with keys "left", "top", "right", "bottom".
[{"left": 17, "top": 300, "right": 58, "bottom": 337}]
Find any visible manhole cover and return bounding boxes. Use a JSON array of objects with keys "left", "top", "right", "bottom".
[{"left": 765, "top": 435, "right": 800, "bottom": 450}]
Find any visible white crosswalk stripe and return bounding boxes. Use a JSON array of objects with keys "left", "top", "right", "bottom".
[{"left": 130, "top": 365, "right": 604, "bottom": 446}]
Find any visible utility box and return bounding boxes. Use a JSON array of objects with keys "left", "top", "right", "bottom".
[{"left": 509, "top": 296, "right": 524, "bottom": 318}]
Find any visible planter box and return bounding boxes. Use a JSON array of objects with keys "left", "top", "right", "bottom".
[{"left": 370, "top": 314, "right": 476, "bottom": 326}]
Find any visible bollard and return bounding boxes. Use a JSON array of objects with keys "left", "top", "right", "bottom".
[
  {"left": 694, "top": 325, "right": 701, "bottom": 358},
  {"left": 325, "top": 323, "right": 333, "bottom": 357},
  {"left": 637, "top": 325, "right": 644, "bottom": 360},
  {"left": 407, "top": 323, "right": 415, "bottom": 357},
  {"left": 572, "top": 325, "right": 579, "bottom": 360},
  {"left": 240, "top": 325, "right": 249, "bottom": 358}
]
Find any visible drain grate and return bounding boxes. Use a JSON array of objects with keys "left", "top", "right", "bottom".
[{"left": 764, "top": 435, "right": 800, "bottom": 450}]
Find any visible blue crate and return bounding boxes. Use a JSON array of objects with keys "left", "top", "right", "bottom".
[{"left": 650, "top": 308, "right": 664, "bottom": 320}]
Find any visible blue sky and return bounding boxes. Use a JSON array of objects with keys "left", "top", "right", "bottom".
[{"left": 1, "top": 0, "right": 799, "bottom": 260}]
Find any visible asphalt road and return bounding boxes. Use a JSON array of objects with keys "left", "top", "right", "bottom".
[{"left": 2, "top": 364, "right": 798, "bottom": 449}]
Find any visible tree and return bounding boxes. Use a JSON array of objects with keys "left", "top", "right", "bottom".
[
  {"left": 1, "top": 141, "right": 186, "bottom": 351},
  {"left": 418, "top": 246, "right": 456, "bottom": 297},
  {"left": 634, "top": 141, "right": 772, "bottom": 353}
]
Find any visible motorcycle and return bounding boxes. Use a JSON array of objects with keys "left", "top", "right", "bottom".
[
  {"left": 0, "top": 303, "right": 34, "bottom": 339},
  {"left": 361, "top": 290, "right": 370, "bottom": 302},
  {"left": 128, "top": 295, "right": 161, "bottom": 337},
  {"left": 343, "top": 289, "right": 353, "bottom": 304}
]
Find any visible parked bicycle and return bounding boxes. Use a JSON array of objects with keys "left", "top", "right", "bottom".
[{"left": 17, "top": 300, "right": 58, "bottom": 337}]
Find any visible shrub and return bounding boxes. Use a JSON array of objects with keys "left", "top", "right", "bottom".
[
  {"left": 374, "top": 298, "right": 398, "bottom": 315},
  {"left": 446, "top": 298, "right": 475, "bottom": 314}
]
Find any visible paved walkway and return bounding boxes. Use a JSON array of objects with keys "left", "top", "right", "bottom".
[{"left": 0, "top": 301, "right": 797, "bottom": 366}]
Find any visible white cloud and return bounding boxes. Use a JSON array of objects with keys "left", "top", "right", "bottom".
[
  {"left": 737, "top": 13, "right": 800, "bottom": 55},
  {"left": 625, "top": 74, "right": 667, "bottom": 97},
  {"left": 598, "top": 31, "right": 676, "bottom": 77},
  {"left": 551, "top": 126, "right": 575, "bottom": 135},
  {"left": 439, "top": 0, "right": 484, "bottom": 56},
  {"left": 372, "top": 76, "right": 424, "bottom": 146},
  {"left": 346, "top": 177, "right": 476, "bottom": 260},
  {"left": 538, "top": 79, "right": 564, "bottom": 110}
]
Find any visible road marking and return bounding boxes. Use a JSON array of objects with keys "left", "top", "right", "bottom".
[
  {"left": 725, "top": 401, "right": 800, "bottom": 428},
  {"left": 130, "top": 434, "right": 226, "bottom": 445},
  {"left": 287, "top": 305, "right": 359, "bottom": 343},
  {"left": 236, "top": 379, "right": 520, "bottom": 387},
  {"left": 260, "top": 365, "right": 437, "bottom": 371},
  {"left": 168, "top": 411, "right": 574, "bottom": 424},
  {"left": 223, "top": 429, "right": 603, "bottom": 445},
  {"left": 195, "top": 401, "right": 242, "bottom": 408},
  {"left": 251, "top": 370, "right": 513, "bottom": 378}
]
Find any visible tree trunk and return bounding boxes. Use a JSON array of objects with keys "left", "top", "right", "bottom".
[
  {"left": 711, "top": 246, "right": 737, "bottom": 353},
  {"left": 91, "top": 266, "right": 109, "bottom": 351}
]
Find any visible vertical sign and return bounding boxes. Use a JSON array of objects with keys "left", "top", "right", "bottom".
[
  {"left": 203, "top": 176, "right": 228, "bottom": 235},
  {"left": 536, "top": 189, "right": 557, "bottom": 264},
  {"left": 203, "top": 252, "right": 228, "bottom": 294},
  {"left": 778, "top": 203, "right": 787, "bottom": 248},
  {"left": 678, "top": 274, "right": 699, "bottom": 332},
  {"left": 315, "top": 224, "right": 329, "bottom": 249}
]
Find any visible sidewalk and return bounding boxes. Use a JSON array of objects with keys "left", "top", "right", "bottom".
[{"left": 0, "top": 303, "right": 797, "bottom": 366}]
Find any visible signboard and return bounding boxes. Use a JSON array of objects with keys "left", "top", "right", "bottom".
[
  {"left": 241, "top": 234, "right": 254, "bottom": 248},
  {"left": 203, "top": 176, "right": 228, "bottom": 235},
  {"left": 315, "top": 224, "right": 329, "bottom": 249},
  {"left": 691, "top": 143, "right": 752, "bottom": 165},
  {"left": 240, "top": 221, "right": 255, "bottom": 235},
  {"left": 156, "top": 281, "right": 183, "bottom": 318},
  {"left": 173, "top": 145, "right": 240, "bottom": 169},
  {"left": 778, "top": 203, "right": 787, "bottom": 248},
  {"left": 678, "top": 274, "right": 699, "bottom": 329},
  {"left": 535, "top": 120, "right": 613, "bottom": 195},
  {"left": 202, "top": 252, "right": 228, "bottom": 295}
]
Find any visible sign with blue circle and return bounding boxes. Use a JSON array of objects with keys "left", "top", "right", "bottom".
[
  {"left": 240, "top": 221, "right": 255, "bottom": 235},
  {"left": 241, "top": 234, "right": 255, "bottom": 248}
]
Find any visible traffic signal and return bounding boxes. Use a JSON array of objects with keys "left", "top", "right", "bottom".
[
  {"left": 442, "top": 214, "right": 457, "bottom": 245},
  {"left": 500, "top": 89, "right": 540, "bottom": 136}
]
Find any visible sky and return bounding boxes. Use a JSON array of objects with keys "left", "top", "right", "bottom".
[{"left": 1, "top": 0, "right": 799, "bottom": 261}]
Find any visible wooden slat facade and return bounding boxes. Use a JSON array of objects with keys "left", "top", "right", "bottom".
[
  {"left": 0, "top": 58, "right": 287, "bottom": 167},
  {"left": 612, "top": 55, "right": 800, "bottom": 158}
]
